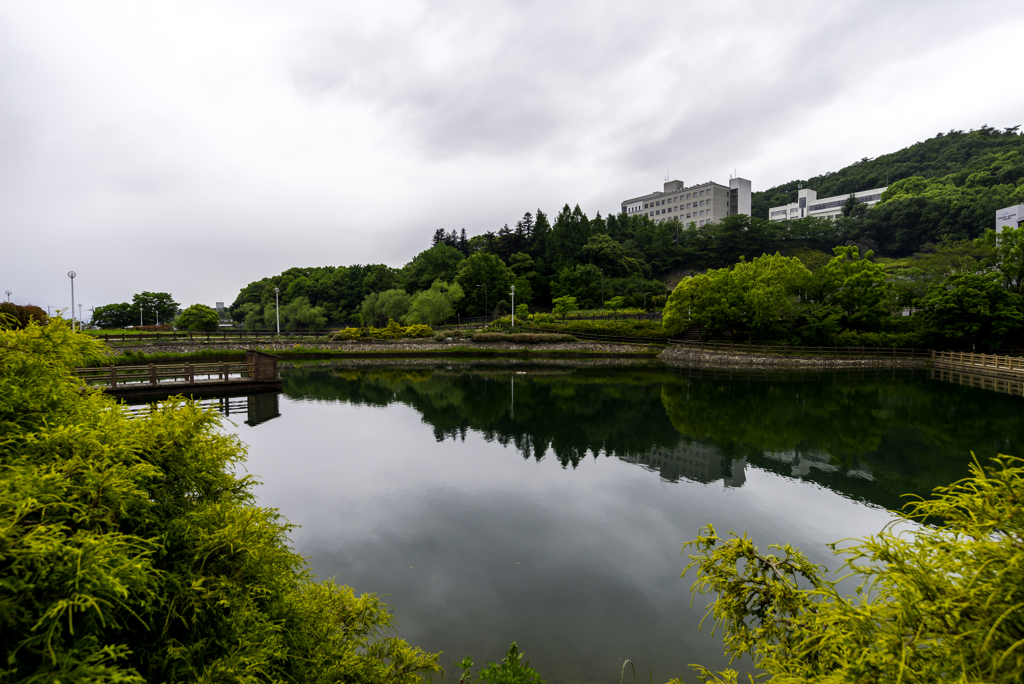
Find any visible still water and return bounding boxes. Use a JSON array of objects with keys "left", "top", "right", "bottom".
[{"left": 211, "top": 361, "right": 1023, "bottom": 683}]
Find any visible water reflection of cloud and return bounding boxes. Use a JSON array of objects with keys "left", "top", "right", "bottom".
[{"left": 231, "top": 398, "right": 900, "bottom": 683}]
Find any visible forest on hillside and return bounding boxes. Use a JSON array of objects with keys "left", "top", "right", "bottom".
[
  {"left": 752, "top": 125, "right": 1023, "bottom": 218},
  {"left": 212, "top": 126, "right": 1023, "bottom": 332}
]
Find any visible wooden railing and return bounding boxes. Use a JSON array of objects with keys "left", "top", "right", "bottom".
[
  {"left": 76, "top": 360, "right": 256, "bottom": 388},
  {"left": 77, "top": 350, "right": 280, "bottom": 390},
  {"left": 931, "top": 350, "right": 1024, "bottom": 374}
]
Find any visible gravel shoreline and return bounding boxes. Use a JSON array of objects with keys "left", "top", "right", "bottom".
[{"left": 658, "top": 346, "right": 928, "bottom": 369}]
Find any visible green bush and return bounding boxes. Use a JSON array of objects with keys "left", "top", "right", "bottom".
[
  {"left": 175, "top": 303, "right": 220, "bottom": 332},
  {"left": 457, "top": 642, "right": 543, "bottom": 684},
  {"left": 0, "top": 319, "right": 439, "bottom": 683}
]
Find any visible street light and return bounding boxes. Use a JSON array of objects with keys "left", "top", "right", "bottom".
[
  {"left": 67, "top": 271, "right": 76, "bottom": 331},
  {"left": 510, "top": 284, "right": 516, "bottom": 327},
  {"left": 274, "top": 287, "right": 280, "bottom": 334},
  {"left": 4, "top": 290, "right": 10, "bottom": 302},
  {"left": 78, "top": 303, "right": 82, "bottom": 328}
]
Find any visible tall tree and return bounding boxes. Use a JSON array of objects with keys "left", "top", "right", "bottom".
[
  {"left": 547, "top": 204, "right": 591, "bottom": 270},
  {"left": 131, "top": 291, "right": 179, "bottom": 326},
  {"left": 402, "top": 244, "right": 467, "bottom": 293},
  {"left": 455, "top": 253, "right": 513, "bottom": 316}
]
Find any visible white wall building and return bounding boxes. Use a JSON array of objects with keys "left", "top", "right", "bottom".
[
  {"left": 768, "top": 186, "right": 887, "bottom": 221},
  {"left": 996, "top": 204, "right": 1024, "bottom": 234},
  {"left": 621, "top": 177, "right": 751, "bottom": 227}
]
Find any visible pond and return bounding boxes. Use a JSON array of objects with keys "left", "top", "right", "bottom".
[{"left": 205, "top": 360, "right": 1024, "bottom": 683}]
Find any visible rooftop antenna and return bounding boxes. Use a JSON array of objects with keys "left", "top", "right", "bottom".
[{"left": 665, "top": 170, "right": 670, "bottom": 183}]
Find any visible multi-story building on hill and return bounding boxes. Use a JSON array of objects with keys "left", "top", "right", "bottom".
[
  {"left": 768, "top": 186, "right": 887, "bottom": 221},
  {"left": 996, "top": 204, "right": 1024, "bottom": 233},
  {"left": 621, "top": 177, "right": 751, "bottom": 227}
]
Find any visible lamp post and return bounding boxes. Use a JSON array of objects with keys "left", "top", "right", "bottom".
[
  {"left": 510, "top": 285, "right": 516, "bottom": 327},
  {"left": 78, "top": 303, "right": 82, "bottom": 328},
  {"left": 67, "top": 271, "right": 76, "bottom": 331},
  {"left": 140, "top": 304, "right": 143, "bottom": 328},
  {"left": 274, "top": 287, "right": 280, "bottom": 334},
  {"left": 4, "top": 290, "right": 10, "bottom": 302}
]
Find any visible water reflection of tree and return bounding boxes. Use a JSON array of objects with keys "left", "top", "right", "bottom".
[
  {"left": 282, "top": 366, "right": 684, "bottom": 469},
  {"left": 280, "top": 365, "right": 1024, "bottom": 510},
  {"left": 660, "top": 373, "right": 1024, "bottom": 509}
]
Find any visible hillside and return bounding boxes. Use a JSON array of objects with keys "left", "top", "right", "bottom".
[{"left": 752, "top": 125, "right": 1024, "bottom": 218}]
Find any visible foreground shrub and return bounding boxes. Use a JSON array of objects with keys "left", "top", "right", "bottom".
[
  {"left": 456, "top": 642, "right": 543, "bottom": 684},
  {"left": 0, "top": 320, "right": 439, "bottom": 683},
  {"left": 678, "top": 454, "right": 1024, "bottom": 684}
]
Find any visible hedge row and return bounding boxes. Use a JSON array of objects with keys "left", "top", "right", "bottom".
[{"left": 471, "top": 332, "right": 578, "bottom": 343}]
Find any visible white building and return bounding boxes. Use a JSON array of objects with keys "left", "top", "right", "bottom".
[
  {"left": 621, "top": 177, "right": 751, "bottom": 227},
  {"left": 768, "top": 186, "right": 887, "bottom": 221},
  {"left": 996, "top": 204, "right": 1024, "bottom": 234}
]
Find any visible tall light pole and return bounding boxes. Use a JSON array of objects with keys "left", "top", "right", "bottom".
[
  {"left": 4, "top": 290, "right": 10, "bottom": 302},
  {"left": 510, "top": 284, "right": 516, "bottom": 327},
  {"left": 140, "top": 304, "right": 143, "bottom": 327},
  {"left": 78, "top": 303, "right": 82, "bottom": 328},
  {"left": 67, "top": 271, "right": 76, "bottom": 331},
  {"left": 274, "top": 287, "right": 280, "bottom": 334}
]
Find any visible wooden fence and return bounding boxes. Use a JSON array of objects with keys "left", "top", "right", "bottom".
[{"left": 931, "top": 350, "right": 1024, "bottom": 375}]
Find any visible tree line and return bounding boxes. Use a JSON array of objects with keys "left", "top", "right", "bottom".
[{"left": 663, "top": 224, "right": 1024, "bottom": 350}]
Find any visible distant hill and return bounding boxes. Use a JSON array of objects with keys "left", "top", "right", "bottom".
[{"left": 752, "top": 125, "right": 1024, "bottom": 218}]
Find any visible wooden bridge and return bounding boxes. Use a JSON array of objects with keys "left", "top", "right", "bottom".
[
  {"left": 931, "top": 350, "right": 1024, "bottom": 382},
  {"left": 77, "top": 350, "right": 281, "bottom": 399}
]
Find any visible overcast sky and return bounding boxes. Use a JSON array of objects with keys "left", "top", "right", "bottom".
[{"left": 3, "top": 0, "right": 1024, "bottom": 315}]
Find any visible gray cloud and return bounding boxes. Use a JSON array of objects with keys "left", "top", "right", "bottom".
[{"left": 1, "top": 0, "right": 1023, "bottom": 311}]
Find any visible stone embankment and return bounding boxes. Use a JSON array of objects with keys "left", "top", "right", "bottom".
[
  {"left": 103, "top": 338, "right": 659, "bottom": 357},
  {"left": 658, "top": 346, "right": 928, "bottom": 369}
]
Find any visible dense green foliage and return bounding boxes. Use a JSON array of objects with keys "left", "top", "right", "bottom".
[
  {"left": 663, "top": 225, "right": 1024, "bottom": 349},
  {"left": 0, "top": 320, "right": 439, "bottom": 682},
  {"left": 93, "top": 292, "right": 180, "bottom": 329},
  {"left": 753, "top": 125, "right": 1024, "bottom": 216},
  {"left": 677, "top": 454, "right": 1024, "bottom": 684},
  {"left": 174, "top": 303, "right": 221, "bottom": 332}
]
